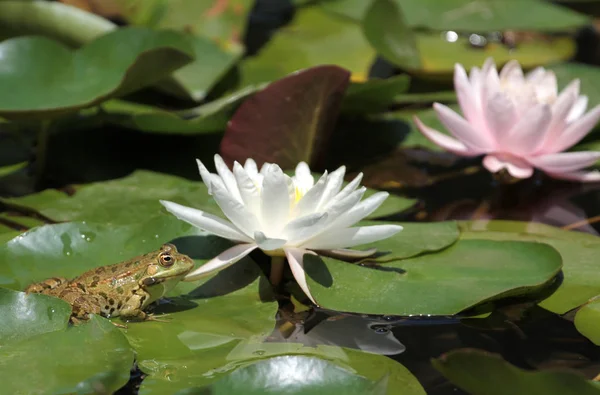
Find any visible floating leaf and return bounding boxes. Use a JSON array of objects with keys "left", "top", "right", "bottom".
[
  {"left": 362, "top": 0, "right": 420, "bottom": 69},
  {"left": 140, "top": 342, "right": 426, "bottom": 395},
  {"left": 100, "top": 84, "right": 262, "bottom": 134},
  {"left": 0, "top": 287, "right": 71, "bottom": 346},
  {"left": 0, "top": 315, "right": 134, "bottom": 395},
  {"left": 0, "top": 27, "right": 194, "bottom": 118},
  {"left": 342, "top": 75, "right": 411, "bottom": 114},
  {"left": 574, "top": 298, "right": 600, "bottom": 345},
  {"left": 459, "top": 220, "right": 600, "bottom": 314},
  {"left": 322, "top": 0, "right": 589, "bottom": 31},
  {"left": 196, "top": 356, "right": 387, "bottom": 395},
  {"left": 356, "top": 221, "right": 459, "bottom": 261},
  {"left": 239, "top": 6, "right": 375, "bottom": 85},
  {"left": 433, "top": 349, "right": 600, "bottom": 395},
  {"left": 221, "top": 65, "right": 350, "bottom": 169},
  {"left": 306, "top": 238, "right": 561, "bottom": 315},
  {"left": 0, "top": 1, "right": 116, "bottom": 46}
]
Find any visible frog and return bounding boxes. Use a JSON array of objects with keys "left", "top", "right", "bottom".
[{"left": 25, "top": 244, "right": 194, "bottom": 324}]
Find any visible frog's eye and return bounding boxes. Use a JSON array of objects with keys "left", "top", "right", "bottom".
[{"left": 159, "top": 253, "right": 174, "bottom": 267}]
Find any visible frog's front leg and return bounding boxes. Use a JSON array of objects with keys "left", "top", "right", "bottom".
[
  {"left": 120, "top": 289, "right": 170, "bottom": 323},
  {"left": 25, "top": 277, "right": 69, "bottom": 294}
]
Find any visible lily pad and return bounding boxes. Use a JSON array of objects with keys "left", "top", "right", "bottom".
[
  {"left": 362, "top": 0, "right": 420, "bottom": 70},
  {"left": 306, "top": 238, "right": 562, "bottom": 315},
  {"left": 100, "top": 84, "right": 264, "bottom": 134},
  {"left": 0, "top": 27, "right": 195, "bottom": 118},
  {"left": 342, "top": 75, "right": 411, "bottom": 114},
  {"left": 239, "top": 6, "right": 375, "bottom": 85},
  {"left": 459, "top": 220, "right": 600, "bottom": 314},
  {"left": 0, "top": 1, "right": 116, "bottom": 46},
  {"left": 221, "top": 65, "right": 350, "bottom": 170},
  {"left": 356, "top": 221, "right": 459, "bottom": 261},
  {"left": 1, "top": 170, "right": 414, "bottom": 226},
  {"left": 139, "top": 342, "right": 426, "bottom": 395},
  {"left": 433, "top": 349, "right": 600, "bottom": 395},
  {"left": 321, "top": 0, "right": 589, "bottom": 31},
  {"left": 0, "top": 287, "right": 71, "bottom": 346},
  {"left": 195, "top": 356, "right": 387, "bottom": 395},
  {"left": 0, "top": 315, "right": 134, "bottom": 395},
  {"left": 574, "top": 298, "right": 600, "bottom": 345}
]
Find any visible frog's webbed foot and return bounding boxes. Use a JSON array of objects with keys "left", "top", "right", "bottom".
[
  {"left": 144, "top": 313, "right": 172, "bottom": 323},
  {"left": 111, "top": 321, "right": 128, "bottom": 329}
]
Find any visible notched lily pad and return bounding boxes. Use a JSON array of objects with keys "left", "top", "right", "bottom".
[
  {"left": 0, "top": 287, "right": 71, "bottom": 346},
  {"left": 433, "top": 349, "right": 600, "bottom": 395},
  {"left": 0, "top": 315, "right": 134, "bottom": 395},
  {"left": 459, "top": 220, "right": 600, "bottom": 314},
  {"left": 0, "top": 27, "right": 194, "bottom": 118},
  {"left": 306, "top": 239, "right": 562, "bottom": 316},
  {"left": 574, "top": 298, "right": 600, "bottom": 346}
]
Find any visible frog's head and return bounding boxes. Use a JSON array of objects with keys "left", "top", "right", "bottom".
[{"left": 141, "top": 244, "right": 195, "bottom": 298}]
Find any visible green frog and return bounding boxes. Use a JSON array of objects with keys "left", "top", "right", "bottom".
[{"left": 25, "top": 244, "right": 194, "bottom": 324}]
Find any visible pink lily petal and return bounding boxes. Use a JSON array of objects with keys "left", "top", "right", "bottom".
[
  {"left": 508, "top": 104, "right": 552, "bottom": 155},
  {"left": 538, "top": 89, "right": 577, "bottom": 154},
  {"left": 529, "top": 151, "right": 600, "bottom": 173},
  {"left": 551, "top": 104, "right": 600, "bottom": 152},
  {"left": 285, "top": 248, "right": 318, "bottom": 305},
  {"left": 545, "top": 170, "right": 600, "bottom": 183},
  {"left": 484, "top": 91, "right": 517, "bottom": 148},
  {"left": 454, "top": 64, "right": 483, "bottom": 129},
  {"left": 567, "top": 95, "right": 588, "bottom": 123},
  {"left": 483, "top": 154, "right": 534, "bottom": 179},
  {"left": 413, "top": 116, "right": 477, "bottom": 156},
  {"left": 434, "top": 103, "right": 493, "bottom": 149},
  {"left": 184, "top": 243, "right": 258, "bottom": 281}
]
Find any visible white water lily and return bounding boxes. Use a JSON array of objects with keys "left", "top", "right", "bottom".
[{"left": 160, "top": 155, "right": 403, "bottom": 304}]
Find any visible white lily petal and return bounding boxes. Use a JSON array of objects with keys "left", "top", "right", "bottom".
[
  {"left": 214, "top": 154, "right": 242, "bottom": 202},
  {"left": 244, "top": 158, "right": 258, "bottom": 177},
  {"left": 233, "top": 162, "right": 261, "bottom": 214},
  {"left": 285, "top": 248, "right": 318, "bottom": 305},
  {"left": 329, "top": 192, "right": 390, "bottom": 230},
  {"left": 302, "top": 224, "right": 403, "bottom": 250},
  {"left": 294, "top": 162, "right": 314, "bottom": 190},
  {"left": 196, "top": 159, "right": 215, "bottom": 194},
  {"left": 183, "top": 244, "right": 257, "bottom": 281},
  {"left": 318, "top": 165, "right": 346, "bottom": 210},
  {"left": 321, "top": 187, "right": 366, "bottom": 227},
  {"left": 210, "top": 181, "right": 260, "bottom": 238},
  {"left": 261, "top": 164, "right": 291, "bottom": 235},
  {"left": 254, "top": 231, "right": 287, "bottom": 251},
  {"left": 160, "top": 200, "right": 252, "bottom": 242},
  {"left": 283, "top": 212, "right": 328, "bottom": 242},
  {"left": 294, "top": 171, "right": 328, "bottom": 217},
  {"left": 333, "top": 172, "right": 363, "bottom": 203}
]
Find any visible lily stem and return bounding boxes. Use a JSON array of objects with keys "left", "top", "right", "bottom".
[
  {"left": 35, "top": 120, "right": 51, "bottom": 189},
  {"left": 269, "top": 256, "right": 286, "bottom": 286}
]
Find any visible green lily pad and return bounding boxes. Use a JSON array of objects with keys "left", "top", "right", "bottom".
[
  {"left": 459, "top": 220, "right": 600, "bottom": 314},
  {"left": 239, "top": 6, "right": 375, "bottom": 85},
  {"left": 356, "top": 221, "right": 459, "bottom": 261},
  {"left": 0, "top": 216, "right": 200, "bottom": 290},
  {"left": 342, "top": 75, "right": 411, "bottom": 114},
  {"left": 195, "top": 356, "right": 387, "bottom": 395},
  {"left": 0, "top": 315, "right": 134, "bottom": 395},
  {"left": 306, "top": 238, "right": 562, "bottom": 315},
  {"left": 362, "top": 0, "right": 420, "bottom": 70},
  {"left": 574, "top": 298, "right": 600, "bottom": 345},
  {"left": 139, "top": 342, "right": 426, "bottom": 395},
  {"left": 0, "top": 1, "right": 116, "bottom": 46},
  {"left": 322, "top": 0, "right": 589, "bottom": 31},
  {"left": 0, "top": 27, "right": 194, "bottom": 118},
  {"left": 100, "top": 84, "right": 262, "bottom": 134},
  {"left": 0, "top": 287, "right": 71, "bottom": 346},
  {"left": 433, "top": 349, "right": 600, "bottom": 395},
  {"left": 2, "top": 170, "right": 413, "bottom": 226}
]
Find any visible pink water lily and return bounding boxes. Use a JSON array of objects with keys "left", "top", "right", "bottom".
[
  {"left": 160, "top": 155, "right": 403, "bottom": 304},
  {"left": 414, "top": 58, "right": 600, "bottom": 182}
]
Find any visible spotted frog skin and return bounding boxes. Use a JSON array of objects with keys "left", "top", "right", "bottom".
[{"left": 25, "top": 244, "right": 194, "bottom": 323}]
